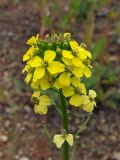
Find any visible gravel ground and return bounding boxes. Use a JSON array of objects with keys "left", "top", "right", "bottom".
[{"left": 0, "top": 1, "right": 120, "bottom": 160}]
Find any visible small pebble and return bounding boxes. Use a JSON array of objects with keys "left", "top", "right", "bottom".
[
  {"left": 0, "top": 152, "right": 3, "bottom": 157},
  {"left": 0, "top": 135, "right": 8, "bottom": 142},
  {"left": 19, "top": 156, "right": 30, "bottom": 160}
]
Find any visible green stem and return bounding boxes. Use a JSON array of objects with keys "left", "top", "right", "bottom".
[
  {"left": 42, "top": 121, "right": 52, "bottom": 143},
  {"left": 70, "top": 136, "right": 78, "bottom": 160},
  {"left": 60, "top": 89, "right": 69, "bottom": 160},
  {"left": 70, "top": 113, "right": 92, "bottom": 160},
  {"left": 50, "top": 88, "right": 59, "bottom": 93},
  {"left": 75, "top": 113, "right": 92, "bottom": 137}
]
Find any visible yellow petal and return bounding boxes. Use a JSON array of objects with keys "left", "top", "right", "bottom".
[
  {"left": 69, "top": 40, "right": 78, "bottom": 51},
  {"left": 39, "top": 75, "right": 51, "bottom": 90},
  {"left": 39, "top": 95, "right": 51, "bottom": 106},
  {"left": 78, "top": 47, "right": 87, "bottom": 60},
  {"left": 88, "top": 64, "right": 93, "bottom": 69},
  {"left": 69, "top": 94, "right": 83, "bottom": 107},
  {"left": 78, "top": 52, "right": 87, "bottom": 60},
  {"left": 78, "top": 83, "right": 86, "bottom": 94},
  {"left": 54, "top": 78, "right": 63, "bottom": 89},
  {"left": 29, "top": 56, "right": 43, "bottom": 67},
  {"left": 78, "top": 47, "right": 92, "bottom": 59},
  {"left": 47, "top": 61, "right": 65, "bottom": 74},
  {"left": 23, "top": 46, "right": 36, "bottom": 61},
  {"left": 66, "top": 134, "right": 74, "bottom": 146},
  {"left": 31, "top": 81, "right": 40, "bottom": 90},
  {"left": 72, "top": 57, "right": 83, "bottom": 67},
  {"left": 62, "top": 50, "right": 74, "bottom": 59},
  {"left": 26, "top": 34, "right": 39, "bottom": 45},
  {"left": 80, "top": 95, "right": 90, "bottom": 105},
  {"left": 82, "top": 102, "right": 95, "bottom": 112},
  {"left": 34, "top": 104, "right": 38, "bottom": 113},
  {"left": 34, "top": 95, "right": 51, "bottom": 115},
  {"left": 44, "top": 50, "right": 56, "bottom": 63},
  {"left": 34, "top": 104, "right": 48, "bottom": 115},
  {"left": 70, "top": 77, "right": 81, "bottom": 87},
  {"left": 23, "top": 53, "right": 30, "bottom": 61},
  {"left": 62, "top": 57, "right": 71, "bottom": 66},
  {"left": 86, "top": 50, "right": 92, "bottom": 59},
  {"left": 53, "top": 135, "right": 65, "bottom": 148},
  {"left": 84, "top": 66, "right": 91, "bottom": 78},
  {"left": 24, "top": 73, "right": 32, "bottom": 84},
  {"left": 32, "top": 91, "right": 40, "bottom": 99},
  {"left": 59, "top": 72, "right": 71, "bottom": 86},
  {"left": 36, "top": 34, "right": 39, "bottom": 40},
  {"left": 32, "top": 90, "right": 40, "bottom": 102},
  {"left": 72, "top": 67, "right": 83, "bottom": 77},
  {"left": 62, "top": 86, "right": 75, "bottom": 97},
  {"left": 22, "top": 65, "right": 31, "bottom": 73},
  {"left": 64, "top": 32, "right": 71, "bottom": 37},
  {"left": 33, "top": 67, "right": 45, "bottom": 82},
  {"left": 26, "top": 36, "right": 36, "bottom": 45},
  {"left": 89, "top": 90, "right": 97, "bottom": 99}
]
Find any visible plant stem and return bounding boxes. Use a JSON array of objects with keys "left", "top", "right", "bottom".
[
  {"left": 42, "top": 121, "right": 53, "bottom": 143},
  {"left": 60, "top": 89, "right": 69, "bottom": 160},
  {"left": 70, "top": 136, "right": 78, "bottom": 160},
  {"left": 71, "top": 113, "right": 93, "bottom": 160},
  {"left": 50, "top": 88, "right": 59, "bottom": 93},
  {"left": 75, "top": 113, "right": 92, "bottom": 137}
]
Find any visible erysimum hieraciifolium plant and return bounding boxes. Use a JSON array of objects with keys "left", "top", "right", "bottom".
[{"left": 22, "top": 33, "right": 97, "bottom": 160}]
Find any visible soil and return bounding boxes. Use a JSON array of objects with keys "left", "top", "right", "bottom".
[{"left": 0, "top": 0, "right": 120, "bottom": 160}]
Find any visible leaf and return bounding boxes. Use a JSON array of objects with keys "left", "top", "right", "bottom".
[
  {"left": 92, "top": 37, "right": 106, "bottom": 61},
  {"left": 84, "top": 7, "right": 95, "bottom": 47},
  {"left": 59, "top": 15, "right": 69, "bottom": 31}
]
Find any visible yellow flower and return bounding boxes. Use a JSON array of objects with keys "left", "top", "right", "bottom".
[
  {"left": 22, "top": 33, "right": 96, "bottom": 116},
  {"left": 31, "top": 81, "right": 40, "bottom": 90},
  {"left": 69, "top": 40, "right": 85, "bottom": 67},
  {"left": 34, "top": 95, "right": 51, "bottom": 115},
  {"left": 63, "top": 32, "right": 71, "bottom": 38},
  {"left": 31, "top": 90, "right": 40, "bottom": 102},
  {"left": 53, "top": 134, "right": 73, "bottom": 148},
  {"left": 26, "top": 34, "right": 39, "bottom": 46},
  {"left": 22, "top": 65, "right": 33, "bottom": 84},
  {"left": 68, "top": 41, "right": 93, "bottom": 70},
  {"left": 23, "top": 46, "right": 37, "bottom": 62},
  {"left": 70, "top": 40, "right": 79, "bottom": 51},
  {"left": 31, "top": 73, "right": 53, "bottom": 91},
  {"left": 24, "top": 73, "right": 33, "bottom": 84},
  {"left": 59, "top": 72, "right": 71, "bottom": 87},
  {"left": 78, "top": 47, "right": 92, "bottom": 60},
  {"left": 58, "top": 57, "right": 84, "bottom": 87},
  {"left": 81, "top": 90, "right": 97, "bottom": 112},
  {"left": 39, "top": 74, "right": 52, "bottom": 90},
  {"left": 82, "top": 59, "right": 92, "bottom": 78},
  {"left": 62, "top": 50, "right": 74, "bottom": 59},
  {"left": 22, "top": 64, "right": 32, "bottom": 73},
  {"left": 54, "top": 78, "right": 63, "bottom": 89},
  {"left": 61, "top": 57, "right": 83, "bottom": 79},
  {"left": 62, "top": 79, "right": 86, "bottom": 107},
  {"left": 29, "top": 50, "right": 65, "bottom": 82}
]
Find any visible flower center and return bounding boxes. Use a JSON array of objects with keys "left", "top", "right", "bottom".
[
  {"left": 83, "top": 59, "right": 90, "bottom": 66},
  {"left": 65, "top": 65, "right": 72, "bottom": 72},
  {"left": 28, "top": 68, "right": 33, "bottom": 73},
  {"left": 72, "top": 50, "right": 79, "bottom": 57},
  {"left": 43, "top": 61, "right": 48, "bottom": 67},
  {"left": 89, "top": 96, "right": 94, "bottom": 101},
  {"left": 74, "top": 87, "right": 80, "bottom": 94}
]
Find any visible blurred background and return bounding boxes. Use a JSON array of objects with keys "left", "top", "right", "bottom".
[{"left": 0, "top": 0, "right": 120, "bottom": 160}]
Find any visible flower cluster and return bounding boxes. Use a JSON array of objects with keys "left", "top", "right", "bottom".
[
  {"left": 22, "top": 33, "right": 96, "bottom": 114},
  {"left": 53, "top": 133, "right": 73, "bottom": 148},
  {"left": 22, "top": 33, "right": 97, "bottom": 149}
]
